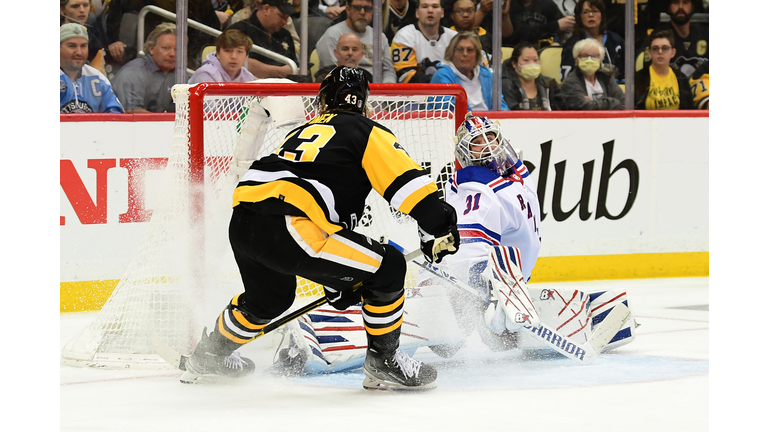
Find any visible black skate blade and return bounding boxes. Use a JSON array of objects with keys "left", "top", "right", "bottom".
[
  {"left": 179, "top": 370, "right": 228, "bottom": 384},
  {"left": 362, "top": 376, "right": 438, "bottom": 392}
]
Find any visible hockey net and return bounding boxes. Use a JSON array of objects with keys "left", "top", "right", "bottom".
[{"left": 61, "top": 81, "right": 467, "bottom": 369}]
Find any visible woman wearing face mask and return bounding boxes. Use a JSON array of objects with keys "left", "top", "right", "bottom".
[
  {"left": 501, "top": 42, "right": 563, "bottom": 110},
  {"left": 560, "top": 37, "right": 625, "bottom": 110},
  {"left": 559, "top": 0, "right": 625, "bottom": 82}
]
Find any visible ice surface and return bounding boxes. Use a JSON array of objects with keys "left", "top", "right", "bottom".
[{"left": 60, "top": 278, "right": 710, "bottom": 432}]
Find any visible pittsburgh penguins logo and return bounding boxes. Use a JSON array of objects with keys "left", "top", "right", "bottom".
[
  {"left": 392, "top": 140, "right": 409, "bottom": 155},
  {"left": 60, "top": 100, "right": 94, "bottom": 113}
]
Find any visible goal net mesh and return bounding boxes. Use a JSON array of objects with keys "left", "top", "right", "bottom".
[{"left": 61, "top": 82, "right": 466, "bottom": 369}]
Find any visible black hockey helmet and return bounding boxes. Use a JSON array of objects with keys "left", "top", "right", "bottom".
[{"left": 314, "top": 66, "right": 370, "bottom": 115}]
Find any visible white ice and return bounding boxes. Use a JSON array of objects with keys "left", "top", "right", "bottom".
[{"left": 60, "top": 277, "right": 709, "bottom": 432}]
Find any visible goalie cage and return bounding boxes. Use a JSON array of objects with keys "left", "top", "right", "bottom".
[{"left": 61, "top": 82, "right": 468, "bottom": 369}]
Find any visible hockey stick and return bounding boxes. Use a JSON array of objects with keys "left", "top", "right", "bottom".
[
  {"left": 411, "top": 258, "right": 630, "bottom": 365},
  {"left": 152, "top": 248, "right": 424, "bottom": 371}
]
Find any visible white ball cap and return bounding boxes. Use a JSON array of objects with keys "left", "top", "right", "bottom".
[{"left": 60, "top": 23, "right": 89, "bottom": 43}]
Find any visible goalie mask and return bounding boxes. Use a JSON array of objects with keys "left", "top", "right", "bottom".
[
  {"left": 314, "top": 66, "right": 370, "bottom": 115},
  {"left": 455, "top": 114, "right": 519, "bottom": 176}
]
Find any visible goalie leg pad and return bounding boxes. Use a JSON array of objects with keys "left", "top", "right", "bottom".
[
  {"left": 231, "top": 99, "right": 272, "bottom": 176},
  {"left": 483, "top": 246, "right": 540, "bottom": 330},
  {"left": 530, "top": 288, "right": 592, "bottom": 345},
  {"left": 259, "top": 95, "right": 306, "bottom": 130},
  {"left": 588, "top": 290, "right": 638, "bottom": 351},
  {"left": 274, "top": 308, "right": 371, "bottom": 374}
]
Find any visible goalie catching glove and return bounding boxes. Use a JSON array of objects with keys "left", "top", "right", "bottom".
[{"left": 324, "top": 285, "right": 362, "bottom": 311}]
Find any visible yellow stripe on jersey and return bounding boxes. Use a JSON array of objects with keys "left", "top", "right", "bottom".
[
  {"left": 449, "top": 26, "right": 487, "bottom": 36},
  {"left": 323, "top": 236, "right": 382, "bottom": 269},
  {"left": 218, "top": 314, "right": 255, "bottom": 344},
  {"left": 232, "top": 309, "right": 266, "bottom": 330},
  {"left": 289, "top": 216, "right": 327, "bottom": 253},
  {"left": 391, "top": 42, "right": 418, "bottom": 72},
  {"left": 289, "top": 216, "right": 383, "bottom": 270},
  {"left": 363, "top": 294, "right": 404, "bottom": 314},
  {"left": 364, "top": 316, "right": 404, "bottom": 336},
  {"left": 233, "top": 180, "right": 343, "bottom": 235},
  {"left": 398, "top": 183, "right": 435, "bottom": 214},
  {"left": 361, "top": 127, "right": 437, "bottom": 211},
  {"left": 399, "top": 70, "right": 417, "bottom": 83}
]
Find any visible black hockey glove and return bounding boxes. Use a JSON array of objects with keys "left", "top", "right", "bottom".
[
  {"left": 324, "top": 286, "right": 362, "bottom": 311},
  {"left": 418, "top": 200, "right": 460, "bottom": 264}
]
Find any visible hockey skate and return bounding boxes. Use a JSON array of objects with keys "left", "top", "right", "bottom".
[
  {"left": 180, "top": 328, "right": 256, "bottom": 384},
  {"left": 362, "top": 348, "right": 437, "bottom": 392}
]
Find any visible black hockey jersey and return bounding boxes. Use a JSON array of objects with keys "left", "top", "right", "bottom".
[
  {"left": 233, "top": 110, "right": 438, "bottom": 234},
  {"left": 649, "top": 22, "right": 708, "bottom": 78}
]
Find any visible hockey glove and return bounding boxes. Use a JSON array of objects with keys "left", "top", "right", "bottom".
[
  {"left": 418, "top": 200, "right": 460, "bottom": 264},
  {"left": 324, "top": 286, "right": 362, "bottom": 311},
  {"left": 419, "top": 226, "right": 460, "bottom": 264}
]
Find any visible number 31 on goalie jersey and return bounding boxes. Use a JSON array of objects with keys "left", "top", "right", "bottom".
[{"left": 276, "top": 124, "right": 336, "bottom": 162}]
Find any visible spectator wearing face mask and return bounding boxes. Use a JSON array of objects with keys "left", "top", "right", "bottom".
[
  {"left": 560, "top": 37, "right": 624, "bottom": 110},
  {"left": 559, "top": 0, "right": 624, "bottom": 82},
  {"left": 501, "top": 42, "right": 563, "bottom": 110}
]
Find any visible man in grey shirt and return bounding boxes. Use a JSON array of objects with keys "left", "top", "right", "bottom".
[
  {"left": 112, "top": 23, "right": 177, "bottom": 113},
  {"left": 315, "top": 0, "right": 396, "bottom": 83}
]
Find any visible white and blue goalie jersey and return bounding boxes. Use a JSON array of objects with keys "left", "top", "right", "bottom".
[{"left": 441, "top": 159, "right": 541, "bottom": 285}]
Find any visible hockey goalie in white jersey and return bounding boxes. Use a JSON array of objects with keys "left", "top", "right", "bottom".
[{"left": 273, "top": 113, "right": 638, "bottom": 374}]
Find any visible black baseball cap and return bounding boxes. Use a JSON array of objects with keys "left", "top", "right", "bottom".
[{"left": 262, "top": 0, "right": 297, "bottom": 16}]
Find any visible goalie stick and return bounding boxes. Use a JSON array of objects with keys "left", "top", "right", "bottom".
[
  {"left": 411, "top": 257, "right": 630, "bottom": 365},
  {"left": 152, "top": 249, "right": 424, "bottom": 372}
]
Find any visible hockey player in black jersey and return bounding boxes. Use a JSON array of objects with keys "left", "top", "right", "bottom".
[{"left": 182, "top": 66, "right": 460, "bottom": 391}]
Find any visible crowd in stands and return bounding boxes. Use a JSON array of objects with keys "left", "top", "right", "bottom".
[{"left": 60, "top": 0, "right": 709, "bottom": 114}]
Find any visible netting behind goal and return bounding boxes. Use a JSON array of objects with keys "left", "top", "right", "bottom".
[{"left": 61, "top": 82, "right": 468, "bottom": 369}]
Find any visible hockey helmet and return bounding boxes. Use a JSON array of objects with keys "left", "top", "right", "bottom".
[
  {"left": 314, "top": 66, "right": 370, "bottom": 115},
  {"left": 455, "top": 113, "right": 519, "bottom": 176}
]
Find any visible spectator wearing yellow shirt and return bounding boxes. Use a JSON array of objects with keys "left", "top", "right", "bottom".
[{"left": 634, "top": 29, "right": 694, "bottom": 110}]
